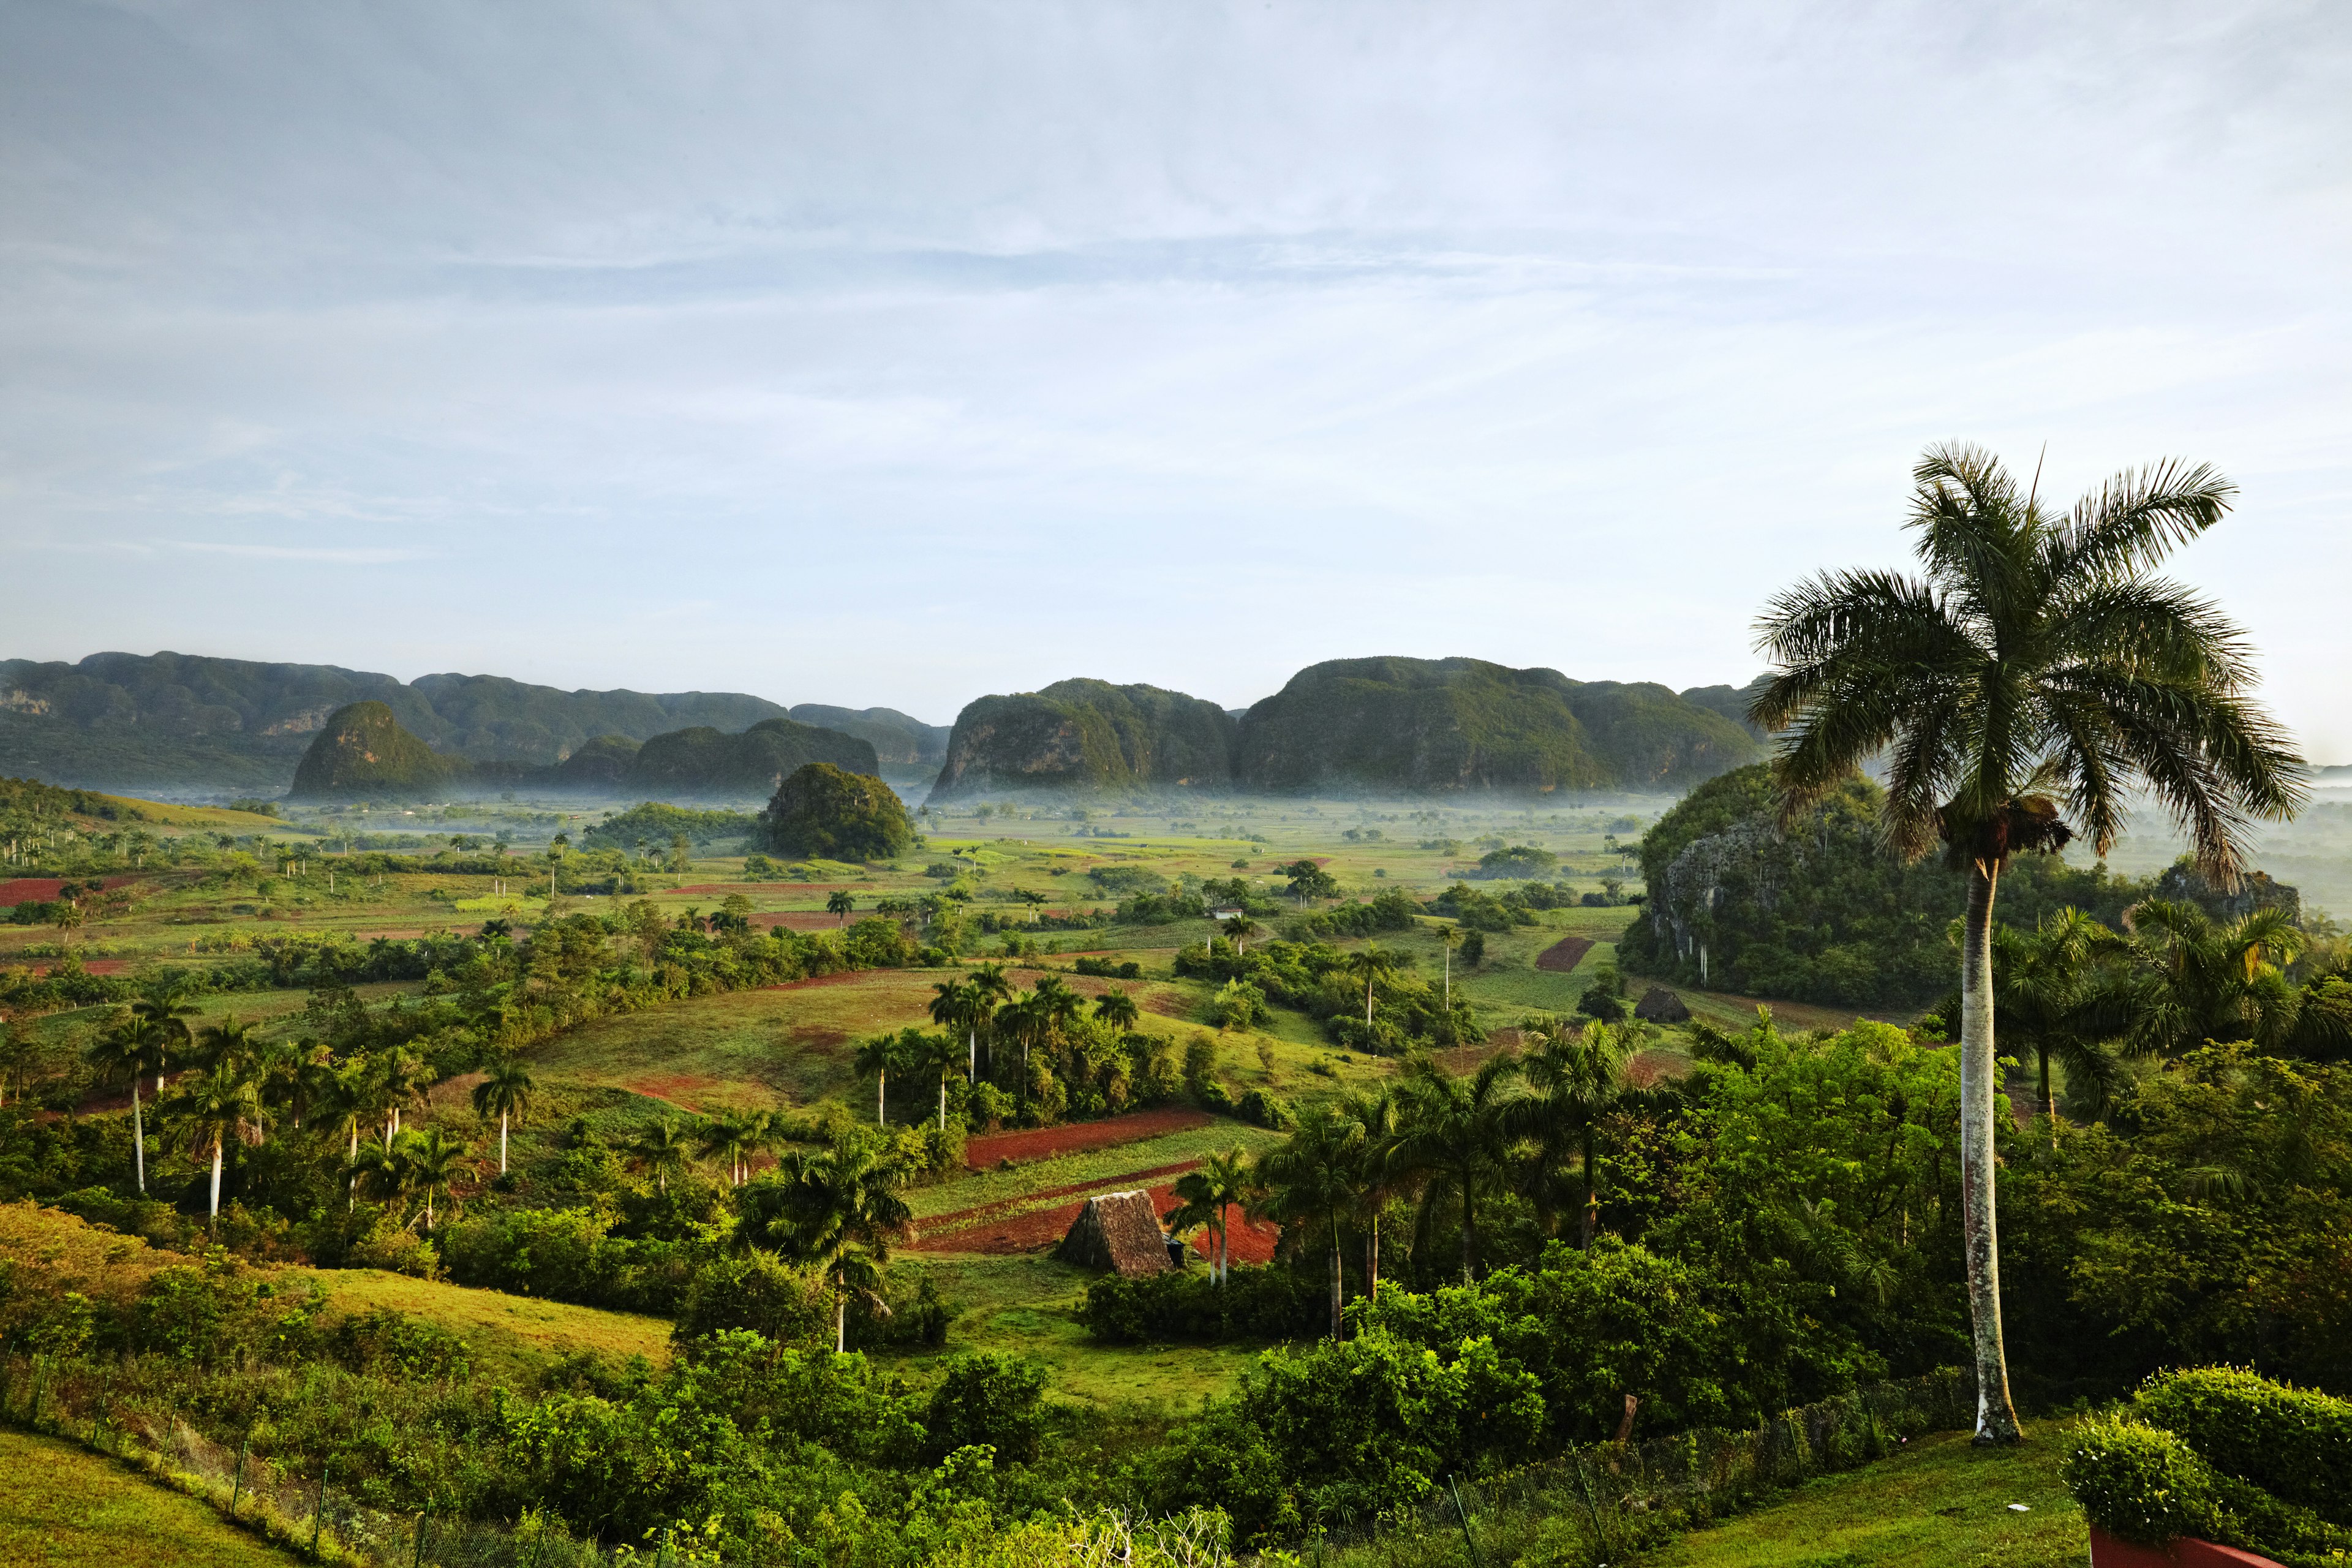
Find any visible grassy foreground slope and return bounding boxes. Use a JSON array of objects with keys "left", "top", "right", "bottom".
[
  {"left": 1629, "top": 1428, "right": 2082, "bottom": 1568},
  {"left": 0, "top": 1428, "right": 303, "bottom": 1568}
]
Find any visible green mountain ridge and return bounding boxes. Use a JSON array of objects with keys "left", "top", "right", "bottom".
[
  {"left": 287, "top": 705, "right": 879, "bottom": 801},
  {"left": 926, "top": 657, "right": 1762, "bottom": 801}
]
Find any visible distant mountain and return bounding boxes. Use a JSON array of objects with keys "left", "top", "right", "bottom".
[
  {"left": 927, "top": 680, "right": 1237, "bottom": 801},
  {"left": 788, "top": 705, "right": 951, "bottom": 769},
  {"left": 288, "top": 701, "right": 459, "bottom": 799},
  {"left": 1234, "top": 657, "right": 1761, "bottom": 793},
  {"left": 288, "top": 704, "right": 877, "bottom": 801},
  {"left": 0, "top": 651, "right": 794, "bottom": 793},
  {"left": 1676, "top": 676, "right": 1772, "bottom": 741}
]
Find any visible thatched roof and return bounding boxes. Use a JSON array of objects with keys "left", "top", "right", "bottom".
[
  {"left": 1634, "top": 986, "right": 1691, "bottom": 1023},
  {"left": 1055, "top": 1191, "right": 1173, "bottom": 1276}
]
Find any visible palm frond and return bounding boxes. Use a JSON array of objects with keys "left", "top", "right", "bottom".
[
  {"left": 2045, "top": 578, "right": 2261, "bottom": 692},
  {"left": 1905, "top": 442, "right": 2032, "bottom": 624},
  {"left": 2049, "top": 458, "right": 2234, "bottom": 585}
]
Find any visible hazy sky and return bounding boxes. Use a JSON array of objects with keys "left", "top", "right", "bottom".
[{"left": 4, "top": 2, "right": 2347, "bottom": 752}]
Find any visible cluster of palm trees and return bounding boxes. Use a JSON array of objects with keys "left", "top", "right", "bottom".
[
  {"left": 854, "top": 967, "right": 1144, "bottom": 1125},
  {"left": 80, "top": 991, "right": 546, "bottom": 1227},
  {"left": 1991, "top": 895, "right": 2350, "bottom": 1141},
  {"left": 1175, "top": 1019, "right": 1642, "bottom": 1339}
]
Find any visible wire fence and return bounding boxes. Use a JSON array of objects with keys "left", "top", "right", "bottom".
[
  {"left": 0, "top": 1352, "right": 646, "bottom": 1567},
  {"left": 1, "top": 1348, "right": 1974, "bottom": 1567},
  {"left": 1310, "top": 1368, "right": 1977, "bottom": 1565}
]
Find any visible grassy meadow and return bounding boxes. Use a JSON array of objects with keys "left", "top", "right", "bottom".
[{"left": 0, "top": 1428, "right": 306, "bottom": 1568}]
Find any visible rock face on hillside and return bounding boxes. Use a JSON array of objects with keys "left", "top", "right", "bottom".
[
  {"left": 926, "top": 680, "right": 1237, "bottom": 801},
  {"left": 627, "top": 718, "right": 876, "bottom": 797},
  {"left": 1234, "top": 657, "right": 1760, "bottom": 794},
  {"left": 789, "top": 705, "right": 951, "bottom": 769},
  {"left": 288, "top": 702, "right": 457, "bottom": 799}
]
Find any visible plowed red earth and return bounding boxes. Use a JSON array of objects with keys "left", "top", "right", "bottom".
[
  {"left": 965, "top": 1107, "right": 1209, "bottom": 1168},
  {"left": 0, "top": 878, "right": 133, "bottom": 905},
  {"left": 914, "top": 1158, "right": 1205, "bottom": 1235},
  {"left": 0, "top": 957, "right": 128, "bottom": 975},
  {"left": 913, "top": 1188, "right": 1276, "bottom": 1263},
  {"left": 1535, "top": 935, "right": 1595, "bottom": 972}
]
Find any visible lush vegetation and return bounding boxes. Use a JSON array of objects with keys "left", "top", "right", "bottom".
[
  {"left": 1232, "top": 656, "right": 1760, "bottom": 793},
  {"left": 763, "top": 763, "right": 916, "bottom": 862},
  {"left": 928, "top": 679, "right": 1238, "bottom": 800}
]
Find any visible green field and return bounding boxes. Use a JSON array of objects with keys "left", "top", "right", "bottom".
[
  {"left": 1627, "top": 1427, "right": 2086, "bottom": 1568},
  {"left": 0, "top": 1428, "right": 303, "bottom": 1568}
]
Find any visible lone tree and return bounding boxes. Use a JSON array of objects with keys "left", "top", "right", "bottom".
[
  {"left": 1752, "top": 442, "right": 2304, "bottom": 1444},
  {"left": 762, "top": 763, "right": 914, "bottom": 862}
]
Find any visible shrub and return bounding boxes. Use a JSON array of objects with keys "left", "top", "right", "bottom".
[
  {"left": 2062, "top": 1412, "right": 2352, "bottom": 1559},
  {"left": 673, "top": 1252, "right": 834, "bottom": 1349},
  {"left": 1080, "top": 1265, "right": 1323, "bottom": 1345},
  {"left": 1236, "top": 1088, "right": 1294, "bottom": 1130},
  {"left": 923, "top": 1351, "right": 1050, "bottom": 1463},
  {"left": 2132, "top": 1367, "right": 2352, "bottom": 1526},
  {"left": 1074, "top": 956, "right": 1144, "bottom": 980}
]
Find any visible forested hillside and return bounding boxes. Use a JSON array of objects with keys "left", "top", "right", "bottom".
[{"left": 0, "top": 652, "right": 795, "bottom": 791}]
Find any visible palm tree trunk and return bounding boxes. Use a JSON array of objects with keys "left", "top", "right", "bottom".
[
  {"left": 938, "top": 1076, "right": 946, "bottom": 1131},
  {"left": 1330, "top": 1219, "right": 1343, "bottom": 1340},
  {"left": 500, "top": 1110, "right": 510, "bottom": 1175},
  {"left": 1460, "top": 1172, "right": 1477, "bottom": 1283},
  {"left": 835, "top": 1288, "right": 847, "bottom": 1354},
  {"left": 1365, "top": 1217, "right": 1379, "bottom": 1301},
  {"left": 877, "top": 1071, "right": 886, "bottom": 1125},
  {"left": 130, "top": 1079, "right": 145, "bottom": 1194},
  {"left": 2040, "top": 1047, "right": 2057, "bottom": 1153},
  {"left": 1581, "top": 1125, "right": 1597, "bottom": 1250},
  {"left": 1365, "top": 979, "right": 1374, "bottom": 1029},
  {"left": 208, "top": 1143, "right": 223, "bottom": 1219},
  {"left": 1961, "top": 864, "right": 2023, "bottom": 1442}
]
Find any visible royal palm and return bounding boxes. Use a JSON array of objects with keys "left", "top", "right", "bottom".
[{"left": 1752, "top": 442, "right": 2302, "bottom": 1441}]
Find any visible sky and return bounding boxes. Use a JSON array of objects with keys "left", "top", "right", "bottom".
[{"left": 3, "top": 1, "right": 2348, "bottom": 753}]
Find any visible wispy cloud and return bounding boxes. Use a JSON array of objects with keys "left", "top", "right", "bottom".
[{"left": 172, "top": 542, "right": 425, "bottom": 565}]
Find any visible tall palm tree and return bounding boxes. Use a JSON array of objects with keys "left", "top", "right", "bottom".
[
  {"left": 827, "top": 889, "right": 856, "bottom": 927},
  {"left": 1989, "top": 909, "right": 2123, "bottom": 1145},
  {"left": 86, "top": 1013, "right": 168, "bottom": 1193},
  {"left": 1433, "top": 923, "right": 1465, "bottom": 1009},
  {"left": 1752, "top": 441, "right": 2304, "bottom": 1442},
  {"left": 1340, "top": 948, "right": 1401, "bottom": 1033},
  {"left": 965, "top": 963, "right": 1012, "bottom": 1078},
  {"left": 166, "top": 1060, "right": 265, "bottom": 1219},
  {"left": 628, "top": 1116, "right": 693, "bottom": 1194},
  {"left": 695, "top": 1110, "right": 761, "bottom": 1186},
  {"left": 914, "top": 1033, "right": 963, "bottom": 1131},
  {"left": 1517, "top": 1019, "right": 1634, "bottom": 1248},
  {"left": 2105, "top": 897, "right": 2326, "bottom": 1058},
  {"left": 128, "top": 990, "right": 198, "bottom": 1098},
  {"left": 1093, "top": 988, "right": 1140, "bottom": 1032},
  {"left": 758, "top": 1134, "right": 913, "bottom": 1352},
  {"left": 1221, "top": 916, "right": 1261, "bottom": 955},
  {"left": 1339, "top": 1086, "right": 1405, "bottom": 1300},
  {"left": 1164, "top": 1146, "right": 1254, "bottom": 1284},
  {"left": 929, "top": 978, "right": 977, "bottom": 1077},
  {"left": 1390, "top": 1052, "right": 1526, "bottom": 1281},
  {"left": 195, "top": 1014, "right": 258, "bottom": 1073},
  {"left": 853, "top": 1035, "right": 901, "bottom": 1125},
  {"left": 1254, "top": 1107, "right": 1362, "bottom": 1338},
  {"left": 320, "top": 1058, "right": 377, "bottom": 1210},
  {"left": 375, "top": 1049, "right": 434, "bottom": 1145},
  {"left": 400, "top": 1128, "right": 473, "bottom": 1228},
  {"left": 471, "top": 1055, "right": 537, "bottom": 1175}
]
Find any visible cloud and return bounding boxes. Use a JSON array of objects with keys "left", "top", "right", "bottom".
[{"left": 171, "top": 542, "right": 427, "bottom": 565}]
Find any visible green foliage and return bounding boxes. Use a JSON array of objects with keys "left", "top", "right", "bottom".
[
  {"left": 2132, "top": 1367, "right": 2352, "bottom": 1523},
  {"left": 1079, "top": 1264, "right": 1323, "bottom": 1344},
  {"left": 287, "top": 701, "right": 457, "bottom": 800},
  {"left": 1623, "top": 764, "right": 2150, "bottom": 1006},
  {"left": 921, "top": 1351, "right": 1049, "bottom": 1463},
  {"left": 929, "top": 679, "right": 1237, "bottom": 798},
  {"left": 581, "top": 802, "right": 760, "bottom": 850},
  {"left": 763, "top": 763, "right": 915, "bottom": 861},
  {"left": 626, "top": 717, "right": 877, "bottom": 796},
  {"left": 2063, "top": 1402, "right": 2352, "bottom": 1562},
  {"left": 1232, "top": 656, "right": 1759, "bottom": 793},
  {"left": 671, "top": 1250, "right": 834, "bottom": 1348},
  {"left": 1472, "top": 844, "right": 1558, "bottom": 878}
]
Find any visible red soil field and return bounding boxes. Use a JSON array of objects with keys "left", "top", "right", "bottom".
[
  {"left": 914, "top": 1158, "right": 1205, "bottom": 1236},
  {"left": 965, "top": 1106, "right": 1210, "bottom": 1168},
  {"left": 0, "top": 877, "right": 134, "bottom": 905},
  {"left": 1534, "top": 935, "right": 1596, "bottom": 972},
  {"left": 0, "top": 957, "right": 129, "bottom": 976},
  {"left": 673, "top": 883, "right": 868, "bottom": 897},
  {"left": 911, "top": 1187, "right": 1276, "bottom": 1263}
]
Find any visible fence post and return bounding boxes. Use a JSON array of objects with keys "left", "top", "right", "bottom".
[
  {"left": 311, "top": 1462, "right": 331, "bottom": 1560},
  {"left": 1447, "top": 1474, "right": 1484, "bottom": 1568},
  {"left": 414, "top": 1498, "right": 432, "bottom": 1568}
]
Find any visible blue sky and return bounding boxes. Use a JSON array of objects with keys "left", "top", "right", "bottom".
[{"left": 4, "top": 2, "right": 2347, "bottom": 753}]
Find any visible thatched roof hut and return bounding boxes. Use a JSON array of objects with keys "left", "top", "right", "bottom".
[
  {"left": 1055, "top": 1191, "right": 1174, "bottom": 1275},
  {"left": 1634, "top": 985, "right": 1691, "bottom": 1023}
]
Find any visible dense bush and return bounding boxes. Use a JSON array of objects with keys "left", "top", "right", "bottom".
[
  {"left": 1080, "top": 1264, "right": 1323, "bottom": 1344},
  {"left": 922, "top": 1350, "right": 1050, "bottom": 1463}
]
